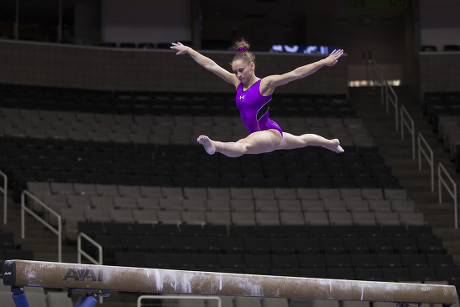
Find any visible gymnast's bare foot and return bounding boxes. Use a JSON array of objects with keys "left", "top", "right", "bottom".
[
  {"left": 329, "top": 139, "right": 344, "bottom": 153},
  {"left": 197, "top": 135, "right": 217, "bottom": 155}
]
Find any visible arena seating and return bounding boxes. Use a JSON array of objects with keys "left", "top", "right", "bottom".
[
  {"left": 424, "top": 91, "right": 460, "bottom": 171},
  {"left": 1, "top": 83, "right": 458, "bottom": 285}
]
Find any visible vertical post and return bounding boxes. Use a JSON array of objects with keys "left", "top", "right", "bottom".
[
  {"left": 11, "top": 287, "right": 30, "bottom": 307},
  {"left": 191, "top": 0, "right": 201, "bottom": 50},
  {"left": 14, "top": 0, "right": 19, "bottom": 39},
  {"left": 0, "top": 170, "right": 7, "bottom": 225},
  {"left": 58, "top": 0, "right": 63, "bottom": 42},
  {"left": 21, "top": 192, "right": 25, "bottom": 239}
]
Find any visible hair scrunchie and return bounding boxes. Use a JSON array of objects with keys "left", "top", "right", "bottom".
[{"left": 237, "top": 47, "right": 247, "bottom": 53}]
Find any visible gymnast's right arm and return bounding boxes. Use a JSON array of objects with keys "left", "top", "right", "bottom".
[{"left": 170, "top": 42, "right": 238, "bottom": 86}]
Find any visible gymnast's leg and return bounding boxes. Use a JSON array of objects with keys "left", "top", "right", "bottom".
[
  {"left": 278, "top": 132, "right": 344, "bottom": 153},
  {"left": 197, "top": 130, "right": 282, "bottom": 157}
]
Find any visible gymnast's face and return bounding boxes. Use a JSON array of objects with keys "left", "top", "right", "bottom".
[{"left": 232, "top": 59, "right": 255, "bottom": 85}]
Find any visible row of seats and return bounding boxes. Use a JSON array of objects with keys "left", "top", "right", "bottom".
[
  {"left": 78, "top": 223, "right": 434, "bottom": 238},
  {"left": 77, "top": 223, "right": 453, "bottom": 282},
  {"left": 28, "top": 181, "right": 421, "bottom": 239},
  {"left": 1, "top": 138, "right": 399, "bottom": 194},
  {"left": 0, "top": 84, "right": 353, "bottom": 117},
  {"left": 0, "top": 109, "right": 373, "bottom": 146},
  {"left": 423, "top": 92, "right": 460, "bottom": 171},
  {"left": 28, "top": 183, "right": 408, "bottom": 200},
  {"left": 0, "top": 231, "right": 34, "bottom": 271}
]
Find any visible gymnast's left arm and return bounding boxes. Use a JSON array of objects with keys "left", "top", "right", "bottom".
[{"left": 260, "top": 49, "right": 344, "bottom": 94}]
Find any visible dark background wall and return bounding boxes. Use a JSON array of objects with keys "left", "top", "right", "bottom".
[
  {"left": 0, "top": 39, "right": 348, "bottom": 94},
  {"left": 0, "top": 0, "right": 459, "bottom": 95}
]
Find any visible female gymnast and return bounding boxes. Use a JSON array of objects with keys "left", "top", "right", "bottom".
[{"left": 170, "top": 39, "right": 345, "bottom": 158}]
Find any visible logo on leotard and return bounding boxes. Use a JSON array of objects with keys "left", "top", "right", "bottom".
[{"left": 239, "top": 95, "right": 245, "bottom": 101}]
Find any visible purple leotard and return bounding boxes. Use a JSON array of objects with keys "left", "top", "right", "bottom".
[{"left": 235, "top": 79, "right": 283, "bottom": 137}]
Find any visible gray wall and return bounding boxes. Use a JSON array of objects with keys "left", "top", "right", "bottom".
[
  {"left": 0, "top": 39, "right": 348, "bottom": 95},
  {"left": 419, "top": 52, "right": 460, "bottom": 95}
]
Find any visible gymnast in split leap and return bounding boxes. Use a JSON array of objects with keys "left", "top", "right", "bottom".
[{"left": 170, "top": 39, "right": 345, "bottom": 158}]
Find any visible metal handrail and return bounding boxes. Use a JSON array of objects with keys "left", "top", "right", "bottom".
[
  {"left": 137, "top": 295, "right": 222, "bottom": 307},
  {"left": 417, "top": 133, "right": 434, "bottom": 192},
  {"left": 370, "top": 60, "right": 398, "bottom": 131},
  {"left": 78, "top": 232, "right": 103, "bottom": 265},
  {"left": 438, "top": 162, "right": 458, "bottom": 229},
  {"left": 21, "top": 190, "right": 62, "bottom": 262},
  {"left": 386, "top": 85, "right": 399, "bottom": 131},
  {"left": 370, "top": 60, "right": 385, "bottom": 104},
  {"left": 0, "top": 170, "right": 7, "bottom": 225},
  {"left": 400, "top": 105, "right": 416, "bottom": 160}
]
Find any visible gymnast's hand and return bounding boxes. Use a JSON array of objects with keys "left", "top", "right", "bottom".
[
  {"left": 170, "top": 42, "right": 190, "bottom": 55},
  {"left": 323, "top": 49, "right": 344, "bottom": 66}
]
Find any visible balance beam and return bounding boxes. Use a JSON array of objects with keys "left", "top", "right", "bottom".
[{"left": 2, "top": 260, "right": 457, "bottom": 304}]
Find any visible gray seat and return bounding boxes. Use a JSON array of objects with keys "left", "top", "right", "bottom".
[
  {"left": 181, "top": 211, "right": 206, "bottom": 225},
  {"left": 182, "top": 199, "right": 207, "bottom": 211},
  {"left": 118, "top": 185, "right": 141, "bottom": 197},
  {"left": 84, "top": 207, "right": 111, "bottom": 222},
  {"left": 375, "top": 212, "right": 401, "bottom": 225},
  {"left": 73, "top": 183, "right": 97, "bottom": 195},
  {"left": 340, "top": 188, "right": 363, "bottom": 200},
  {"left": 47, "top": 291, "right": 74, "bottom": 307},
  {"left": 234, "top": 296, "right": 262, "bottom": 307},
  {"left": 207, "top": 188, "right": 230, "bottom": 200},
  {"left": 280, "top": 211, "right": 305, "bottom": 225},
  {"left": 391, "top": 200, "right": 415, "bottom": 212},
  {"left": 255, "top": 211, "right": 280, "bottom": 226},
  {"left": 231, "top": 211, "right": 255, "bottom": 225},
  {"left": 329, "top": 211, "right": 353, "bottom": 225},
  {"left": 230, "top": 199, "right": 255, "bottom": 212},
  {"left": 368, "top": 200, "right": 392, "bottom": 212},
  {"left": 384, "top": 188, "right": 408, "bottom": 200},
  {"left": 274, "top": 188, "right": 297, "bottom": 200},
  {"left": 296, "top": 188, "right": 319, "bottom": 200},
  {"left": 301, "top": 200, "right": 325, "bottom": 212},
  {"left": 133, "top": 209, "right": 158, "bottom": 224},
  {"left": 183, "top": 187, "right": 208, "bottom": 200},
  {"left": 50, "top": 182, "right": 74, "bottom": 194},
  {"left": 324, "top": 199, "right": 347, "bottom": 212},
  {"left": 351, "top": 212, "right": 377, "bottom": 226},
  {"left": 278, "top": 199, "right": 302, "bottom": 212},
  {"left": 66, "top": 195, "right": 91, "bottom": 209},
  {"left": 207, "top": 199, "right": 230, "bottom": 211},
  {"left": 263, "top": 298, "right": 289, "bottom": 307},
  {"left": 205, "top": 211, "right": 231, "bottom": 225},
  {"left": 157, "top": 210, "right": 182, "bottom": 224},
  {"left": 161, "top": 187, "right": 183, "bottom": 199},
  {"left": 304, "top": 211, "right": 329, "bottom": 225},
  {"left": 136, "top": 197, "right": 160, "bottom": 210},
  {"left": 27, "top": 181, "right": 51, "bottom": 197},
  {"left": 254, "top": 199, "right": 279, "bottom": 212},
  {"left": 90, "top": 196, "right": 114, "bottom": 208},
  {"left": 361, "top": 188, "right": 384, "bottom": 200},
  {"left": 140, "top": 186, "right": 162, "bottom": 198},
  {"left": 318, "top": 189, "right": 341, "bottom": 200},
  {"left": 109, "top": 208, "right": 134, "bottom": 223},
  {"left": 230, "top": 187, "right": 253, "bottom": 199},
  {"left": 159, "top": 198, "right": 182, "bottom": 210},
  {"left": 113, "top": 196, "right": 138, "bottom": 209},
  {"left": 399, "top": 212, "right": 424, "bottom": 226},
  {"left": 95, "top": 184, "right": 119, "bottom": 196},
  {"left": 252, "top": 188, "right": 275, "bottom": 200},
  {"left": 346, "top": 199, "right": 369, "bottom": 212}
]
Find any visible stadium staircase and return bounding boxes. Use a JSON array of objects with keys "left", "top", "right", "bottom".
[{"left": 349, "top": 86, "right": 460, "bottom": 265}]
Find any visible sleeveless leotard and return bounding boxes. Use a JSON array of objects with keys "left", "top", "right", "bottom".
[{"left": 235, "top": 79, "right": 283, "bottom": 137}]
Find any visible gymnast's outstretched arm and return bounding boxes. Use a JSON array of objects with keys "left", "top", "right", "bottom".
[
  {"left": 170, "top": 42, "right": 239, "bottom": 87},
  {"left": 260, "top": 49, "right": 344, "bottom": 96}
]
